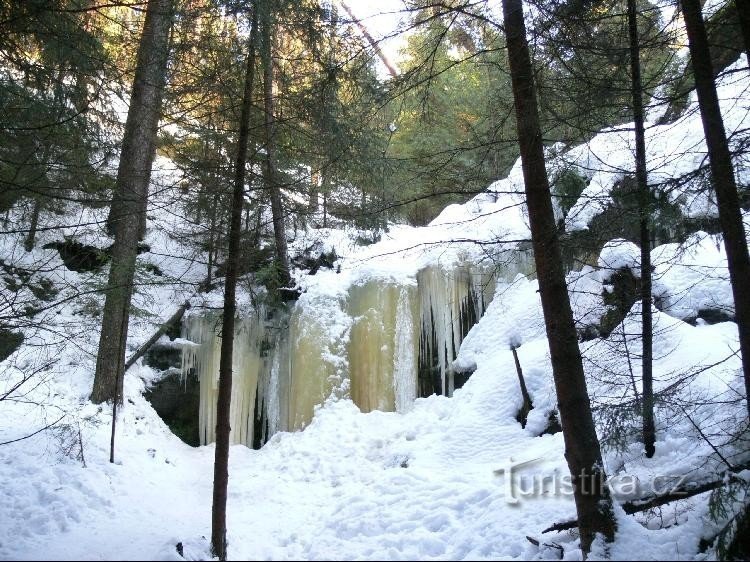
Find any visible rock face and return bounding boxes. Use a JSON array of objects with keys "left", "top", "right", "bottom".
[
  {"left": 180, "top": 262, "right": 513, "bottom": 449},
  {"left": 599, "top": 268, "right": 641, "bottom": 337},
  {"left": 144, "top": 369, "right": 200, "bottom": 447},
  {"left": 143, "top": 334, "right": 200, "bottom": 447},
  {"left": 42, "top": 239, "right": 151, "bottom": 273},
  {"left": 43, "top": 240, "right": 110, "bottom": 272}
]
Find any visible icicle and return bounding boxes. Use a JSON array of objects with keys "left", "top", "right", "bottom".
[
  {"left": 417, "top": 263, "right": 499, "bottom": 397},
  {"left": 228, "top": 316, "right": 263, "bottom": 446},
  {"left": 348, "top": 282, "right": 396, "bottom": 412},
  {"left": 257, "top": 309, "right": 291, "bottom": 442},
  {"left": 181, "top": 248, "right": 535, "bottom": 446},
  {"left": 347, "top": 282, "right": 419, "bottom": 414},
  {"left": 180, "top": 311, "right": 265, "bottom": 446},
  {"left": 264, "top": 338, "right": 281, "bottom": 438},
  {"left": 393, "top": 286, "right": 419, "bottom": 412},
  {"left": 181, "top": 313, "right": 222, "bottom": 445}
]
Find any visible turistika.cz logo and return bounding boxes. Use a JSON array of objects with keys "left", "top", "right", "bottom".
[{"left": 494, "top": 457, "right": 690, "bottom": 504}]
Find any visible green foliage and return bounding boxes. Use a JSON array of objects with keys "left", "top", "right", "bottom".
[
  {"left": 596, "top": 398, "right": 642, "bottom": 452},
  {"left": 0, "top": 0, "right": 115, "bottom": 215},
  {"left": 0, "top": 328, "right": 24, "bottom": 362},
  {"left": 255, "top": 259, "right": 287, "bottom": 306},
  {"left": 73, "top": 294, "right": 104, "bottom": 319},
  {"left": 534, "top": 0, "right": 676, "bottom": 144},
  {"left": 28, "top": 277, "right": 58, "bottom": 302},
  {"left": 609, "top": 175, "right": 688, "bottom": 243},
  {"left": 706, "top": 480, "right": 750, "bottom": 560},
  {"left": 553, "top": 167, "right": 588, "bottom": 216},
  {"left": 385, "top": 17, "right": 518, "bottom": 224},
  {"left": 560, "top": 172, "right": 692, "bottom": 271},
  {"left": 0, "top": 258, "right": 58, "bottom": 326}
]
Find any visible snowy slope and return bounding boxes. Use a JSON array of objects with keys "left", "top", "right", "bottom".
[
  {"left": 1, "top": 35, "right": 750, "bottom": 562},
  {"left": 2, "top": 278, "right": 742, "bottom": 560},
  {"left": 562, "top": 56, "right": 749, "bottom": 229}
]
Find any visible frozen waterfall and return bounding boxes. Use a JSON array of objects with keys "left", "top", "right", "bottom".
[{"left": 181, "top": 256, "right": 533, "bottom": 448}]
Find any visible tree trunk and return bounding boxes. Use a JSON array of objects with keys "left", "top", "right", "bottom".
[
  {"left": 680, "top": 0, "right": 750, "bottom": 419},
  {"left": 122, "top": 300, "right": 191, "bottom": 372},
  {"left": 501, "top": 0, "right": 617, "bottom": 553},
  {"left": 105, "top": 5, "right": 170, "bottom": 240},
  {"left": 511, "top": 345, "right": 533, "bottom": 427},
  {"left": 206, "top": 191, "right": 219, "bottom": 289},
  {"left": 261, "top": 0, "right": 291, "bottom": 289},
  {"left": 735, "top": 0, "right": 750, "bottom": 65},
  {"left": 23, "top": 198, "right": 41, "bottom": 252},
  {"left": 91, "top": 0, "right": 173, "bottom": 404},
  {"left": 309, "top": 168, "right": 320, "bottom": 218},
  {"left": 321, "top": 171, "right": 330, "bottom": 228},
  {"left": 211, "top": 9, "right": 258, "bottom": 561},
  {"left": 339, "top": 1, "right": 398, "bottom": 78},
  {"left": 660, "top": 1, "right": 750, "bottom": 123},
  {"left": 627, "top": 0, "right": 655, "bottom": 458}
]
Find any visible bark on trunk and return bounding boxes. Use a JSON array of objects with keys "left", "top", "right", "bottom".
[
  {"left": 105, "top": 4, "right": 170, "bottom": 240},
  {"left": 321, "top": 170, "right": 330, "bottom": 229},
  {"left": 91, "top": 0, "right": 173, "bottom": 404},
  {"left": 339, "top": 1, "right": 398, "bottom": 78},
  {"left": 122, "top": 300, "right": 190, "bottom": 372},
  {"left": 310, "top": 169, "right": 320, "bottom": 217},
  {"left": 627, "top": 0, "right": 655, "bottom": 458},
  {"left": 206, "top": 191, "right": 219, "bottom": 290},
  {"left": 211, "top": 9, "right": 258, "bottom": 561},
  {"left": 735, "top": 0, "right": 750, "bottom": 65},
  {"left": 680, "top": 0, "right": 750, "bottom": 419},
  {"left": 261, "top": 0, "right": 291, "bottom": 289},
  {"left": 24, "top": 199, "right": 41, "bottom": 252},
  {"left": 501, "top": 0, "right": 617, "bottom": 553},
  {"left": 511, "top": 345, "right": 533, "bottom": 427}
]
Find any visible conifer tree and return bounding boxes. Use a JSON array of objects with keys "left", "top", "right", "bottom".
[
  {"left": 260, "top": 0, "right": 292, "bottom": 291},
  {"left": 91, "top": 0, "right": 174, "bottom": 404},
  {"left": 627, "top": 0, "right": 655, "bottom": 458},
  {"left": 679, "top": 0, "right": 750, "bottom": 418},
  {"left": 501, "top": 0, "right": 617, "bottom": 553},
  {"left": 211, "top": 6, "right": 259, "bottom": 559}
]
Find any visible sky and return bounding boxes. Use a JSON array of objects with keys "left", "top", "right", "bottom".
[{"left": 343, "top": 0, "right": 410, "bottom": 76}]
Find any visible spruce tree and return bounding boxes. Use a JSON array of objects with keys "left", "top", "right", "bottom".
[
  {"left": 679, "top": 0, "right": 750, "bottom": 418},
  {"left": 91, "top": 0, "right": 174, "bottom": 404},
  {"left": 260, "top": 0, "right": 292, "bottom": 291},
  {"left": 211, "top": 6, "right": 259, "bottom": 559},
  {"left": 627, "top": 0, "right": 655, "bottom": 458},
  {"left": 501, "top": 0, "right": 617, "bottom": 553}
]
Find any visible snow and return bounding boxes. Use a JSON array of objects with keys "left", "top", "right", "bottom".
[
  {"left": 563, "top": 55, "right": 750, "bottom": 230},
  {"left": 598, "top": 239, "right": 642, "bottom": 277},
  {"left": 2, "top": 13, "right": 750, "bottom": 562},
  {"left": 651, "top": 231, "right": 734, "bottom": 321},
  {"left": 3, "top": 212, "right": 745, "bottom": 560}
]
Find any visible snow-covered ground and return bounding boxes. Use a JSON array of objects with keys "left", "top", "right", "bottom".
[
  {"left": 1, "top": 268, "right": 744, "bottom": 560},
  {"left": 1, "top": 47, "right": 749, "bottom": 562}
]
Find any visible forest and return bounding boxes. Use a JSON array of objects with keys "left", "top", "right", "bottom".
[{"left": 1, "top": 0, "right": 749, "bottom": 559}]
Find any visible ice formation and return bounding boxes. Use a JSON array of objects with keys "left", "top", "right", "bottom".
[{"left": 181, "top": 256, "right": 535, "bottom": 447}]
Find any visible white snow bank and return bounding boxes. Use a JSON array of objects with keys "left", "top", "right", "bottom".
[
  {"left": 598, "top": 239, "right": 642, "bottom": 276},
  {"left": 652, "top": 231, "right": 734, "bottom": 320},
  {"left": 563, "top": 55, "right": 749, "bottom": 229}
]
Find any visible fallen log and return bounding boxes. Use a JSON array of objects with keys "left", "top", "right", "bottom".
[{"left": 124, "top": 300, "right": 191, "bottom": 372}]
